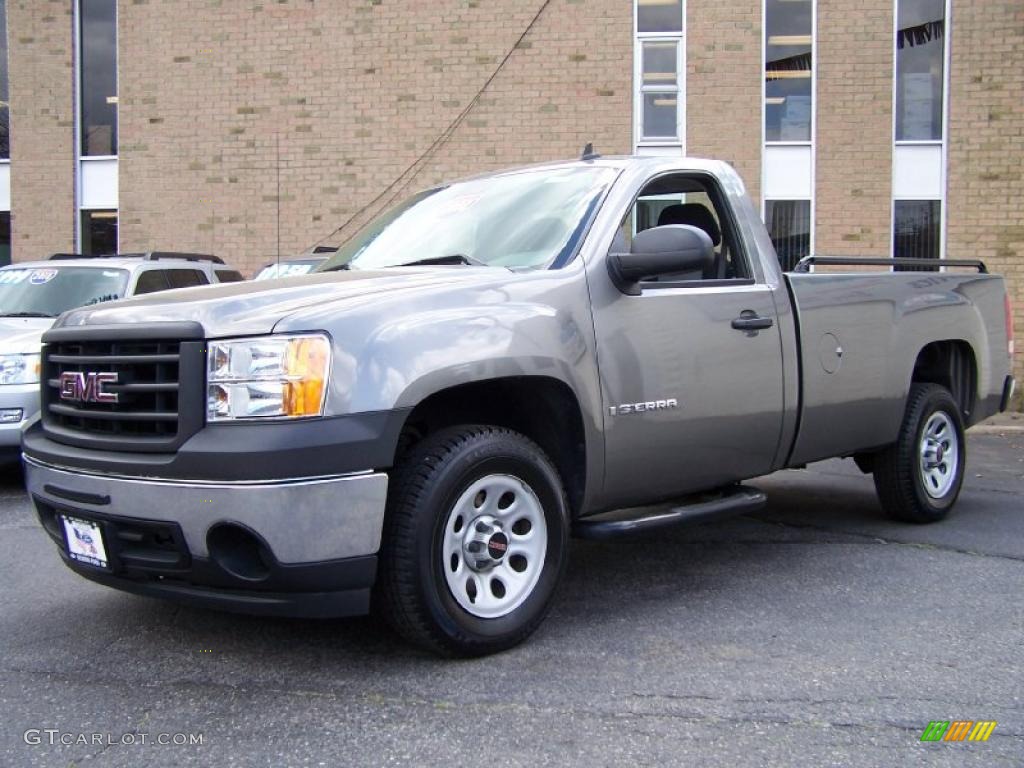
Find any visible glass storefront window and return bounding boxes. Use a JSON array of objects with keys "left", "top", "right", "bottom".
[
  {"left": 80, "top": 0, "right": 118, "bottom": 156},
  {"left": 895, "top": 0, "right": 945, "bottom": 141},
  {"left": 765, "top": 0, "right": 813, "bottom": 143}
]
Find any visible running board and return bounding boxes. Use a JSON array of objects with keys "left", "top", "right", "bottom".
[{"left": 572, "top": 485, "right": 766, "bottom": 540}]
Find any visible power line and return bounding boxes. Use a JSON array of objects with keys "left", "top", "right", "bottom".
[{"left": 305, "top": 0, "right": 552, "bottom": 252}]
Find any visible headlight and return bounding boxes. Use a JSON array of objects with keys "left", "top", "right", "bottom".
[
  {"left": 206, "top": 334, "right": 330, "bottom": 421},
  {"left": 0, "top": 354, "right": 41, "bottom": 385}
]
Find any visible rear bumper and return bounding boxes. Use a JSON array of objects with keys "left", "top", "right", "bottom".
[
  {"left": 1001, "top": 375, "right": 1017, "bottom": 412},
  {"left": 25, "top": 456, "right": 389, "bottom": 618}
]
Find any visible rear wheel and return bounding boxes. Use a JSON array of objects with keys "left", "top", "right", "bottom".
[
  {"left": 873, "top": 383, "right": 966, "bottom": 523},
  {"left": 377, "top": 426, "right": 569, "bottom": 656}
]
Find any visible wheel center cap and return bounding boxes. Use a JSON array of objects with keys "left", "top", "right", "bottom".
[
  {"left": 463, "top": 515, "right": 507, "bottom": 571},
  {"left": 486, "top": 531, "right": 508, "bottom": 560}
]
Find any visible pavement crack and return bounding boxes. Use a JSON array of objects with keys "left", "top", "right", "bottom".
[{"left": 745, "top": 517, "right": 1024, "bottom": 563}]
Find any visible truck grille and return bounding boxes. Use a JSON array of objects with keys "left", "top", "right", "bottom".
[
  {"left": 44, "top": 340, "right": 182, "bottom": 439},
  {"left": 39, "top": 324, "right": 206, "bottom": 453}
]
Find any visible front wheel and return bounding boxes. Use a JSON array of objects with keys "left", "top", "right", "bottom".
[
  {"left": 873, "top": 383, "right": 966, "bottom": 523},
  {"left": 377, "top": 426, "right": 569, "bottom": 656}
]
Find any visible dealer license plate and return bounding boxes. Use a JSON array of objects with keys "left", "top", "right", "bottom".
[{"left": 61, "top": 515, "right": 109, "bottom": 569}]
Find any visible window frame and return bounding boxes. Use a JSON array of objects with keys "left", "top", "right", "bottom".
[
  {"left": 633, "top": 1, "right": 686, "bottom": 150},
  {"left": 73, "top": 0, "right": 119, "bottom": 253},
  {"left": 762, "top": 0, "right": 816, "bottom": 148},
  {"left": 612, "top": 171, "right": 758, "bottom": 292},
  {"left": 890, "top": 0, "right": 950, "bottom": 265},
  {"left": 76, "top": 0, "right": 118, "bottom": 159},
  {"left": 761, "top": 0, "right": 816, "bottom": 265}
]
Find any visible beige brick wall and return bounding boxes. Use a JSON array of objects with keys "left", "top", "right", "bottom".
[
  {"left": 8, "top": 0, "right": 75, "bottom": 261},
  {"left": 686, "top": 0, "right": 762, "bottom": 204},
  {"left": 947, "top": 1, "right": 1024, "bottom": 390},
  {"left": 814, "top": 0, "right": 893, "bottom": 256},
  {"left": 117, "top": 0, "right": 632, "bottom": 277}
]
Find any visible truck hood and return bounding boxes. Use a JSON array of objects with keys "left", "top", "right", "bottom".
[
  {"left": 53, "top": 268, "right": 509, "bottom": 338},
  {"left": 0, "top": 317, "right": 54, "bottom": 354}
]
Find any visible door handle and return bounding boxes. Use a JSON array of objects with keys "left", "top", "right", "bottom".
[{"left": 731, "top": 313, "right": 774, "bottom": 331}]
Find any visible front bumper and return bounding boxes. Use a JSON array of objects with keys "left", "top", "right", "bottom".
[
  {"left": 25, "top": 456, "right": 389, "bottom": 618},
  {"left": 0, "top": 382, "right": 40, "bottom": 451}
]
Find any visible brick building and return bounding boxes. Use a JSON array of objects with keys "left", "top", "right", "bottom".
[{"left": 1, "top": 0, "right": 1021, "bottom": 385}]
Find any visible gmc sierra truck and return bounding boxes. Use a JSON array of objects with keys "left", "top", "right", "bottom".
[{"left": 22, "top": 156, "right": 1016, "bottom": 656}]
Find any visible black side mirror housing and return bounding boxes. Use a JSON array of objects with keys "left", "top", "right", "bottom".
[{"left": 607, "top": 225, "right": 714, "bottom": 295}]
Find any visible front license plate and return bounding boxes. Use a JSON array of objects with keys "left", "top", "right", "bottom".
[{"left": 61, "top": 515, "right": 109, "bottom": 569}]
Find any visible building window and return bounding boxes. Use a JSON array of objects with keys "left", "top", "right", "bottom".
[
  {"left": 80, "top": 0, "right": 117, "bottom": 156},
  {"left": 765, "top": 200, "right": 811, "bottom": 271},
  {"left": 0, "top": 212, "right": 9, "bottom": 266},
  {"left": 0, "top": 0, "right": 9, "bottom": 160},
  {"left": 635, "top": 0, "right": 684, "bottom": 147},
  {"left": 763, "top": 0, "right": 814, "bottom": 268},
  {"left": 765, "top": 0, "right": 813, "bottom": 143},
  {"left": 81, "top": 210, "right": 118, "bottom": 255},
  {"left": 895, "top": 0, "right": 945, "bottom": 142},
  {"left": 893, "top": 200, "right": 940, "bottom": 269}
]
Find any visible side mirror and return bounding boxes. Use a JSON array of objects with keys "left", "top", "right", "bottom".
[{"left": 607, "top": 224, "right": 714, "bottom": 295}]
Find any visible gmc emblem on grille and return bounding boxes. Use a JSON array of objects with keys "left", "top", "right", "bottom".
[{"left": 59, "top": 372, "right": 119, "bottom": 404}]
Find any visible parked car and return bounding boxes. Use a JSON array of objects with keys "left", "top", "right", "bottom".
[
  {"left": 22, "top": 157, "right": 1015, "bottom": 656},
  {"left": 0, "top": 252, "right": 236, "bottom": 463},
  {"left": 254, "top": 248, "right": 336, "bottom": 280}
]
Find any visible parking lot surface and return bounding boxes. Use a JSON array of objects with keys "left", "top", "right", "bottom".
[{"left": 1, "top": 432, "right": 1021, "bottom": 767}]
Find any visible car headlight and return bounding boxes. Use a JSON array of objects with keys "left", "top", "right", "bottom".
[
  {"left": 206, "top": 334, "right": 330, "bottom": 421},
  {"left": 0, "top": 353, "right": 41, "bottom": 385}
]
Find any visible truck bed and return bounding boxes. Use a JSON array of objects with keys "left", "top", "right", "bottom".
[{"left": 783, "top": 268, "right": 1010, "bottom": 466}]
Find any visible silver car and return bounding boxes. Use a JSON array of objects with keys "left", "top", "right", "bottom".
[{"left": 0, "top": 253, "right": 240, "bottom": 461}]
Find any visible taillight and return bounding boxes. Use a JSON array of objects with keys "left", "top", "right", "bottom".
[{"left": 1007, "top": 293, "right": 1015, "bottom": 360}]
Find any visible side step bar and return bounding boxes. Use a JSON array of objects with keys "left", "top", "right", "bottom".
[{"left": 572, "top": 485, "right": 766, "bottom": 540}]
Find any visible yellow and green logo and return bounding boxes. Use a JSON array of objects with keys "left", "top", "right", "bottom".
[{"left": 920, "top": 720, "right": 997, "bottom": 742}]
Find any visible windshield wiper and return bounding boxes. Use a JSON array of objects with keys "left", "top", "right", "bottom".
[
  {"left": 0, "top": 311, "right": 56, "bottom": 318},
  {"left": 390, "top": 254, "right": 489, "bottom": 268}
]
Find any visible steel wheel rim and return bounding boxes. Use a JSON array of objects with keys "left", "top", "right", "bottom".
[
  {"left": 441, "top": 473, "right": 548, "bottom": 619},
  {"left": 919, "top": 411, "right": 958, "bottom": 499}
]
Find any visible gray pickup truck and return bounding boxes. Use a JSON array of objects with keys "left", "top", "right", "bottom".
[{"left": 22, "top": 156, "right": 1015, "bottom": 656}]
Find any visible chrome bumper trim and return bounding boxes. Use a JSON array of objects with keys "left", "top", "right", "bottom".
[{"left": 25, "top": 456, "right": 389, "bottom": 563}]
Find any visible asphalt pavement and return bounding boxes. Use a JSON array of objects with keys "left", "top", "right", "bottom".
[{"left": 1, "top": 431, "right": 1021, "bottom": 767}]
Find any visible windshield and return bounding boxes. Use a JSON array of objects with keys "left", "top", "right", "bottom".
[
  {"left": 255, "top": 260, "right": 323, "bottom": 280},
  {"left": 0, "top": 266, "right": 129, "bottom": 317},
  {"left": 318, "top": 166, "right": 617, "bottom": 272}
]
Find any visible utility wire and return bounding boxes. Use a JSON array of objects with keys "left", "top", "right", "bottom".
[{"left": 305, "top": 0, "right": 552, "bottom": 251}]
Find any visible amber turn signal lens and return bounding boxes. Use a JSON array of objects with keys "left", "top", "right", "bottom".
[{"left": 282, "top": 337, "right": 329, "bottom": 417}]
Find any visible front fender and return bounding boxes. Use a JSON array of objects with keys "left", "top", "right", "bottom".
[{"left": 354, "top": 303, "right": 588, "bottom": 411}]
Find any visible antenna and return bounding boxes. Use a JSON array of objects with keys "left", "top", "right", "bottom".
[{"left": 581, "top": 142, "right": 599, "bottom": 160}]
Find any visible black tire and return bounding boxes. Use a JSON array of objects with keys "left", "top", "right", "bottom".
[
  {"left": 377, "top": 426, "right": 570, "bottom": 656},
  {"left": 873, "top": 383, "right": 966, "bottom": 523}
]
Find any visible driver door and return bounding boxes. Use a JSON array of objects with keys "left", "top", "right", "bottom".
[{"left": 592, "top": 172, "right": 786, "bottom": 508}]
